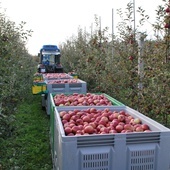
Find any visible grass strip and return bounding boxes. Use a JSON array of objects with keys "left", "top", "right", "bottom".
[{"left": 0, "top": 95, "right": 53, "bottom": 170}]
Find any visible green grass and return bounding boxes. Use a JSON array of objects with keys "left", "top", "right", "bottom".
[{"left": 0, "top": 95, "right": 53, "bottom": 170}]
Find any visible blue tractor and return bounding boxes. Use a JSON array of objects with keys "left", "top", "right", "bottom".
[{"left": 38, "top": 45, "right": 64, "bottom": 73}]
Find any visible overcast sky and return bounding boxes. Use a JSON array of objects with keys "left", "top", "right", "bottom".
[{"left": 0, "top": 0, "right": 164, "bottom": 55}]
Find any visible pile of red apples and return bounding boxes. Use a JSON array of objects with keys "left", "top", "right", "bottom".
[
  {"left": 53, "top": 93, "right": 113, "bottom": 106},
  {"left": 47, "top": 79, "right": 79, "bottom": 84},
  {"left": 59, "top": 107, "right": 151, "bottom": 136},
  {"left": 44, "top": 73, "right": 71, "bottom": 79}
]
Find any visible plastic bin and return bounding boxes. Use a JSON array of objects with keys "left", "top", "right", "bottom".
[
  {"left": 49, "top": 92, "right": 125, "bottom": 139},
  {"left": 53, "top": 106, "right": 170, "bottom": 170},
  {"left": 32, "top": 82, "right": 47, "bottom": 95},
  {"left": 44, "top": 79, "right": 86, "bottom": 115},
  {"left": 49, "top": 93, "right": 125, "bottom": 157},
  {"left": 46, "top": 79, "right": 87, "bottom": 94}
]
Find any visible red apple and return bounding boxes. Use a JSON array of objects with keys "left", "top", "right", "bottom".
[
  {"left": 141, "top": 124, "right": 150, "bottom": 131},
  {"left": 135, "top": 126, "right": 144, "bottom": 132},
  {"left": 100, "top": 116, "right": 109, "bottom": 123},
  {"left": 108, "top": 114, "right": 115, "bottom": 121},
  {"left": 78, "top": 125, "right": 84, "bottom": 130},
  {"left": 76, "top": 119, "right": 84, "bottom": 125},
  {"left": 165, "top": 7, "right": 170, "bottom": 13},
  {"left": 115, "top": 124, "right": 124, "bottom": 133},
  {"left": 97, "top": 124, "right": 105, "bottom": 132},
  {"left": 124, "top": 124, "right": 134, "bottom": 131},
  {"left": 112, "top": 112, "right": 119, "bottom": 119},
  {"left": 64, "top": 127, "right": 72, "bottom": 135},
  {"left": 119, "top": 110, "right": 126, "bottom": 115},
  {"left": 100, "top": 127, "right": 109, "bottom": 133},
  {"left": 62, "top": 114, "right": 71, "bottom": 121},
  {"left": 118, "top": 115, "right": 125, "bottom": 122},
  {"left": 98, "top": 119, "right": 107, "bottom": 126},
  {"left": 90, "top": 107, "right": 97, "bottom": 113},
  {"left": 82, "top": 116, "right": 91, "bottom": 123},
  {"left": 70, "top": 115, "right": 79, "bottom": 121},
  {"left": 109, "top": 129, "right": 117, "bottom": 133},
  {"left": 67, "top": 133, "right": 74, "bottom": 136},
  {"left": 89, "top": 122, "right": 97, "bottom": 129},
  {"left": 102, "top": 111, "right": 110, "bottom": 117},
  {"left": 111, "top": 119, "right": 119, "bottom": 127},
  {"left": 71, "top": 126, "right": 80, "bottom": 134},
  {"left": 62, "top": 119, "right": 68, "bottom": 125},
  {"left": 129, "top": 56, "right": 133, "bottom": 60},
  {"left": 84, "top": 125, "right": 94, "bottom": 134},
  {"left": 164, "top": 23, "right": 170, "bottom": 29}
]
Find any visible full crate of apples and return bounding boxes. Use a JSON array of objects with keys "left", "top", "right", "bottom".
[{"left": 34, "top": 73, "right": 170, "bottom": 170}]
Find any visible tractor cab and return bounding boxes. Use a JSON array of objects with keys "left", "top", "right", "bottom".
[{"left": 38, "top": 45, "right": 63, "bottom": 73}]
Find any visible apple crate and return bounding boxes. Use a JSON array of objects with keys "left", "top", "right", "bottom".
[
  {"left": 52, "top": 106, "right": 170, "bottom": 170},
  {"left": 46, "top": 79, "right": 87, "bottom": 94},
  {"left": 49, "top": 93, "right": 125, "bottom": 154},
  {"left": 49, "top": 92, "right": 125, "bottom": 115},
  {"left": 43, "top": 73, "right": 73, "bottom": 80},
  {"left": 32, "top": 82, "right": 47, "bottom": 95},
  {"left": 44, "top": 80, "right": 86, "bottom": 115}
]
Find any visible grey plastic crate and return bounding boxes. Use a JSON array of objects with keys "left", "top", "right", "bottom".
[
  {"left": 46, "top": 79, "right": 87, "bottom": 94},
  {"left": 49, "top": 93, "right": 125, "bottom": 115},
  {"left": 53, "top": 106, "right": 170, "bottom": 170},
  {"left": 44, "top": 79, "right": 87, "bottom": 115},
  {"left": 49, "top": 93, "right": 125, "bottom": 158}
]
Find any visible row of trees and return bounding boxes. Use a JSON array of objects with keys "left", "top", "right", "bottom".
[
  {"left": 60, "top": 1, "right": 170, "bottom": 127},
  {"left": 0, "top": 8, "right": 36, "bottom": 138}
]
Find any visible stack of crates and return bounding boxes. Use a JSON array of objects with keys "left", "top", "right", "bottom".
[
  {"left": 42, "top": 73, "right": 87, "bottom": 115},
  {"left": 41, "top": 73, "right": 73, "bottom": 114},
  {"left": 53, "top": 106, "right": 170, "bottom": 170}
]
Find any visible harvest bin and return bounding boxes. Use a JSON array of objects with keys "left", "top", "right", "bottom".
[
  {"left": 46, "top": 79, "right": 87, "bottom": 94},
  {"left": 53, "top": 106, "right": 170, "bottom": 170},
  {"left": 49, "top": 93, "right": 125, "bottom": 157},
  {"left": 32, "top": 81, "right": 47, "bottom": 95},
  {"left": 49, "top": 92, "right": 125, "bottom": 115},
  {"left": 43, "top": 79, "right": 87, "bottom": 115}
]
